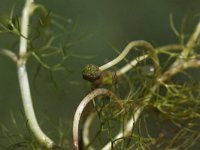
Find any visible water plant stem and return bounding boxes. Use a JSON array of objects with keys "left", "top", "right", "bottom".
[
  {"left": 99, "top": 40, "right": 160, "bottom": 72},
  {"left": 17, "top": 0, "right": 55, "bottom": 148},
  {"left": 73, "top": 88, "right": 122, "bottom": 150}
]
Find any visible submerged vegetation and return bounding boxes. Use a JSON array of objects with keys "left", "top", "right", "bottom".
[{"left": 1, "top": 0, "right": 200, "bottom": 150}]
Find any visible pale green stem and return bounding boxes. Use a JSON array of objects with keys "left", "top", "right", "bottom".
[
  {"left": 186, "top": 20, "right": 200, "bottom": 49},
  {"left": 18, "top": 67, "right": 55, "bottom": 148},
  {"left": 182, "top": 20, "right": 200, "bottom": 58},
  {"left": 82, "top": 112, "right": 96, "bottom": 150},
  {"left": 19, "top": 0, "right": 31, "bottom": 56},
  {"left": 156, "top": 44, "right": 183, "bottom": 52},
  {"left": 17, "top": 0, "right": 55, "bottom": 148},
  {"left": 0, "top": 49, "right": 18, "bottom": 62},
  {"left": 116, "top": 54, "right": 148, "bottom": 76}
]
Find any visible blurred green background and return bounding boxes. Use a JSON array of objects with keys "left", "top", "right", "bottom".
[{"left": 0, "top": 0, "right": 200, "bottom": 148}]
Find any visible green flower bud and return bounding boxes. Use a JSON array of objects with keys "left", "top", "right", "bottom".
[{"left": 82, "top": 64, "right": 101, "bottom": 82}]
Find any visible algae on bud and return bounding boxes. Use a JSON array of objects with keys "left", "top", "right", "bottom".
[{"left": 82, "top": 64, "right": 101, "bottom": 82}]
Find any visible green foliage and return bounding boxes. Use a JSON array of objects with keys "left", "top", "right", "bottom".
[
  {"left": 1, "top": 1, "right": 200, "bottom": 150},
  {"left": 78, "top": 18, "right": 200, "bottom": 149}
]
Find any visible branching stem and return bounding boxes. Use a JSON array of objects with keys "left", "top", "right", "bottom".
[
  {"left": 101, "top": 20, "right": 200, "bottom": 150},
  {"left": 17, "top": 0, "right": 55, "bottom": 148},
  {"left": 0, "top": 49, "right": 18, "bottom": 62}
]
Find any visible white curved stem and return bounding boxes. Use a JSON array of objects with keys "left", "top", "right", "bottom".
[
  {"left": 18, "top": 66, "right": 54, "bottom": 148},
  {"left": 73, "top": 88, "right": 121, "bottom": 150},
  {"left": 99, "top": 40, "right": 159, "bottom": 71}
]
